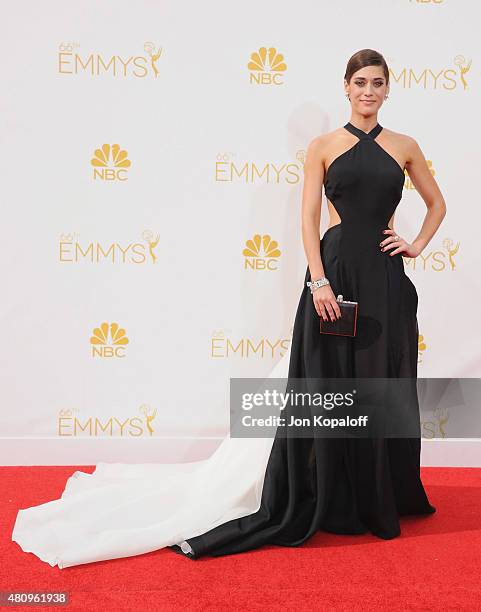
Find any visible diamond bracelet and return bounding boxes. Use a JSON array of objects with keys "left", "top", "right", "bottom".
[{"left": 306, "top": 277, "right": 330, "bottom": 294}]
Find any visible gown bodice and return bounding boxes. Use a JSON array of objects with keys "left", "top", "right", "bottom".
[{"left": 323, "top": 122, "right": 406, "bottom": 236}]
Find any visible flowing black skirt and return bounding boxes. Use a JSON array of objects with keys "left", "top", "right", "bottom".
[{"left": 173, "top": 225, "right": 436, "bottom": 559}]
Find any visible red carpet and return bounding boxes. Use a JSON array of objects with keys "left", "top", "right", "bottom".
[{"left": 1, "top": 466, "right": 480, "bottom": 611}]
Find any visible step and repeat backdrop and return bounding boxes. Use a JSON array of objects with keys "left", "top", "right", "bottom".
[{"left": 1, "top": 0, "right": 479, "bottom": 464}]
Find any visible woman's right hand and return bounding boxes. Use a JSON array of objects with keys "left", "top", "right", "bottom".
[{"left": 312, "top": 284, "right": 341, "bottom": 322}]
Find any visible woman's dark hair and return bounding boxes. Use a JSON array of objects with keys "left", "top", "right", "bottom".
[{"left": 344, "top": 49, "right": 389, "bottom": 85}]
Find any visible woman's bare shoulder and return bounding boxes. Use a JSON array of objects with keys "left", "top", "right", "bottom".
[
  {"left": 306, "top": 128, "right": 347, "bottom": 158},
  {"left": 382, "top": 128, "right": 417, "bottom": 146},
  {"left": 382, "top": 127, "right": 423, "bottom": 162}
]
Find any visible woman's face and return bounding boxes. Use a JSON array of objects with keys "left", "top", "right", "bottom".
[{"left": 345, "top": 66, "right": 389, "bottom": 116}]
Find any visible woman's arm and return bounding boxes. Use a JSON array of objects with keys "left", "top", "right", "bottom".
[
  {"left": 301, "top": 137, "right": 326, "bottom": 281},
  {"left": 301, "top": 136, "right": 340, "bottom": 322},
  {"left": 386, "top": 137, "right": 447, "bottom": 258}
]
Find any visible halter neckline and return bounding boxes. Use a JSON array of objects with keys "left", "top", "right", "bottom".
[{"left": 344, "top": 121, "right": 383, "bottom": 140}]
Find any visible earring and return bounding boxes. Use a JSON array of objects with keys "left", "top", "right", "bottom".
[
  {"left": 346, "top": 94, "right": 350, "bottom": 101},
  {"left": 385, "top": 95, "right": 389, "bottom": 100}
]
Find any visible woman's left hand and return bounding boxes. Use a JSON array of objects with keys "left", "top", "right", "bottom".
[{"left": 379, "top": 228, "right": 420, "bottom": 258}]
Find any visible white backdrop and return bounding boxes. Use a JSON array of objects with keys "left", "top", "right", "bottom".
[{"left": 1, "top": 0, "right": 480, "bottom": 465}]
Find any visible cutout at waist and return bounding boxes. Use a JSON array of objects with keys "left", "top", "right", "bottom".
[{"left": 323, "top": 223, "right": 342, "bottom": 238}]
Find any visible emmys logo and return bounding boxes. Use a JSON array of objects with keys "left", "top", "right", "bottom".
[
  {"left": 215, "top": 150, "right": 303, "bottom": 184},
  {"left": 247, "top": 46, "right": 287, "bottom": 85},
  {"left": 243, "top": 234, "right": 281, "bottom": 271},
  {"left": 90, "top": 322, "right": 129, "bottom": 358},
  {"left": 58, "top": 42, "right": 162, "bottom": 78},
  {"left": 91, "top": 144, "right": 131, "bottom": 180},
  {"left": 211, "top": 330, "right": 291, "bottom": 358},
  {"left": 421, "top": 408, "right": 449, "bottom": 439},
  {"left": 390, "top": 55, "right": 471, "bottom": 90},
  {"left": 418, "top": 334, "right": 427, "bottom": 363},
  {"left": 403, "top": 238, "right": 460, "bottom": 272},
  {"left": 58, "top": 231, "right": 159, "bottom": 264},
  {"left": 57, "top": 405, "right": 157, "bottom": 437},
  {"left": 404, "top": 159, "right": 435, "bottom": 191}
]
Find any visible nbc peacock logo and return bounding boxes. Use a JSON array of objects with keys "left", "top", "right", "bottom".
[
  {"left": 418, "top": 333, "right": 426, "bottom": 363},
  {"left": 247, "top": 47, "right": 287, "bottom": 85},
  {"left": 91, "top": 144, "right": 131, "bottom": 181},
  {"left": 90, "top": 322, "right": 129, "bottom": 358},
  {"left": 243, "top": 234, "right": 281, "bottom": 270}
]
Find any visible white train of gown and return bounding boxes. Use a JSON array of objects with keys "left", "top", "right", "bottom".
[{"left": 11, "top": 346, "right": 290, "bottom": 569}]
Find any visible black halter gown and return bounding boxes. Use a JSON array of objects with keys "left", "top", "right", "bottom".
[{"left": 172, "top": 121, "right": 436, "bottom": 559}]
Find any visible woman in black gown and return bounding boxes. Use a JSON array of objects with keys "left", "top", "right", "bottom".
[{"left": 173, "top": 49, "right": 445, "bottom": 559}]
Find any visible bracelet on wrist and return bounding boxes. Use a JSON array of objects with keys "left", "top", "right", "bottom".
[{"left": 306, "top": 277, "right": 330, "bottom": 294}]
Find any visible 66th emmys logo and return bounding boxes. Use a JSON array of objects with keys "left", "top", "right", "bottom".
[
  {"left": 91, "top": 143, "right": 131, "bottom": 180},
  {"left": 247, "top": 46, "right": 287, "bottom": 85},
  {"left": 211, "top": 330, "right": 291, "bottom": 358},
  {"left": 215, "top": 150, "right": 304, "bottom": 184},
  {"left": 90, "top": 322, "right": 129, "bottom": 358},
  {"left": 421, "top": 408, "right": 449, "bottom": 439},
  {"left": 403, "top": 238, "right": 460, "bottom": 272},
  {"left": 58, "top": 42, "right": 162, "bottom": 78},
  {"left": 390, "top": 55, "right": 472, "bottom": 90},
  {"left": 57, "top": 404, "right": 157, "bottom": 437},
  {"left": 59, "top": 231, "right": 160, "bottom": 264}
]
